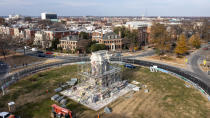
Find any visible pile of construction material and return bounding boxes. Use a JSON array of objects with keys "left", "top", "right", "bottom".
[
  {"left": 66, "top": 78, "right": 78, "bottom": 86},
  {"left": 51, "top": 94, "right": 67, "bottom": 106},
  {"left": 61, "top": 81, "right": 135, "bottom": 111}
]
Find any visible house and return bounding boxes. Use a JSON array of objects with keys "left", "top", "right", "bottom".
[
  {"left": 99, "top": 32, "right": 122, "bottom": 51},
  {"left": 25, "top": 29, "right": 36, "bottom": 39},
  {"left": 57, "top": 35, "right": 79, "bottom": 53},
  {"left": 13, "top": 27, "right": 25, "bottom": 38},
  {"left": 33, "top": 31, "right": 50, "bottom": 48},
  {"left": 58, "top": 35, "right": 90, "bottom": 53},
  {"left": 92, "top": 29, "right": 112, "bottom": 42},
  {"left": 44, "top": 30, "right": 76, "bottom": 40}
]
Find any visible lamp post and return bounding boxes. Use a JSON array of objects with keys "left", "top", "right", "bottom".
[
  {"left": 1, "top": 86, "right": 5, "bottom": 96},
  {"left": 24, "top": 46, "right": 27, "bottom": 55}
]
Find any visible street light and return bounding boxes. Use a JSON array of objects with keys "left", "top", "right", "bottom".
[{"left": 24, "top": 46, "right": 27, "bottom": 55}]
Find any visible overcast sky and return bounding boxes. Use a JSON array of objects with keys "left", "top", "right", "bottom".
[{"left": 0, "top": 0, "right": 210, "bottom": 16}]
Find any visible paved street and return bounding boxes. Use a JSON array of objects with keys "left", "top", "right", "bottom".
[{"left": 188, "top": 44, "right": 210, "bottom": 83}]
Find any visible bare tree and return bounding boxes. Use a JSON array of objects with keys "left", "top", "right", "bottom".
[{"left": 0, "top": 34, "right": 13, "bottom": 60}]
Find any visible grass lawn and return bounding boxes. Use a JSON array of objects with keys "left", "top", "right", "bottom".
[{"left": 0, "top": 65, "right": 210, "bottom": 118}]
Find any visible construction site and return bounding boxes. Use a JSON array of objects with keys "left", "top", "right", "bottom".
[{"left": 61, "top": 50, "right": 135, "bottom": 111}]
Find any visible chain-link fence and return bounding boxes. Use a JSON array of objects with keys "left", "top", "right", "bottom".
[
  {"left": 117, "top": 58, "right": 210, "bottom": 96},
  {"left": 1, "top": 57, "right": 210, "bottom": 98},
  {"left": 0, "top": 59, "right": 80, "bottom": 90}
]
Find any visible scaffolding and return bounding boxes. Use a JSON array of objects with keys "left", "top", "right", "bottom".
[
  {"left": 78, "top": 50, "right": 122, "bottom": 87},
  {"left": 61, "top": 50, "right": 132, "bottom": 111}
]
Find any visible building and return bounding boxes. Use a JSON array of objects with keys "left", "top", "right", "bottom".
[
  {"left": 41, "top": 12, "right": 57, "bottom": 20},
  {"left": 92, "top": 29, "right": 113, "bottom": 42},
  {"left": 58, "top": 35, "right": 90, "bottom": 53},
  {"left": 5, "top": 14, "right": 24, "bottom": 20},
  {"left": 92, "top": 31, "right": 102, "bottom": 42},
  {"left": 13, "top": 27, "right": 25, "bottom": 38},
  {"left": 33, "top": 31, "right": 49, "bottom": 48},
  {"left": 44, "top": 30, "right": 73, "bottom": 40},
  {"left": 57, "top": 35, "right": 79, "bottom": 52},
  {"left": 25, "top": 29, "right": 36, "bottom": 39},
  {"left": 99, "top": 32, "right": 122, "bottom": 51},
  {"left": 137, "top": 26, "right": 148, "bottom": 45},
  {"left": 125, "top": 21, "right": 152, "bottom": 30},
  {"left": 0, "top": 26, "right": 11, "bottom": 35}
]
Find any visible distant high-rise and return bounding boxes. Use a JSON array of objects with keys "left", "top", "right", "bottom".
[{"left": 41, "top": 12, "right": 57, "bottom": 20}]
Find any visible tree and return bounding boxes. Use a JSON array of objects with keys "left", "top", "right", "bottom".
[
  {"left": 189, "top": 34, "right": 201, "bottom": 49},
  {"left": 150, "top": 22, "right": 171, "bottom": 54},
  {"left": 79, "top": 32, "right": 91, "bottom": 39},
  {"left": 26, "top": 39, "right": 34, "bottom": 47},
  {"left": 114, "top": 26, "right": 141, "bottom": 50},
  {"left": 90, "top": 44, "right": 106, "bottom": 52},
  {"left": 24, "top": 17, "right": 32, "bottom": 22},
  {"left": 77, "top": 39, "right": 91, "bottom": 53},
  {"left": 51, "top": 38, "right": 60, "bottom": 50},
  {"left": 0, "top": 34, "right": 17, "bottom": 60},
  {"left": 114, "top": 26, "right": 130, "bottom": 38},
  {"left": 175, "top": 34, "right": 188, "bottom": 55},
  {"left": 38, "top": 20, "right": 53, "bottom": 28},
  {"left": 200, "top": 19, "right": 210, "bottom": 42},
  {"left": 0, "top": 17, "right": 5, "bottom": 25}
]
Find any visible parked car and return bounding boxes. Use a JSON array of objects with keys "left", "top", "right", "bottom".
[
  {"left": 124, "top": 64, "right": 136, "bottom": 69},
  {"left": 203, "top": 47, "right": 208, "bottom": 50},
  {"left": 38, "top": 53, "right": 46, "bottom": 57},
  {"left": 31, "top": 48, "right": 38, "bottom": 52},
  {"left": 46, "top": 52, "right": 53, "bottom": 55}
]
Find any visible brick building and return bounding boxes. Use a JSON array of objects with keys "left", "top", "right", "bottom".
[{"left": 99, "top": 32, "right": 122, "bottom": 51}]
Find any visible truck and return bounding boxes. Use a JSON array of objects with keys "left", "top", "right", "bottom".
[
  {"left": 0, "top": 112, "right": 19, "bottom": 118},
  {"left": 51, "top": 104, "right": 74, "bottom": 118}
]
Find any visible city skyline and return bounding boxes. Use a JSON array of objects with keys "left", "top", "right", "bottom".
[{"left": 0, "top": 0, "right": 210, "bottom": 16}]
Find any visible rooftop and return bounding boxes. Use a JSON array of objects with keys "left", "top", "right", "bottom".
[{"left": 61, "top": 35, "right": 79, "bottom": 41}]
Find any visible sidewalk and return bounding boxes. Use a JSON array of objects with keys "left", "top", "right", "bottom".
[
  {"left": 122, "top": 49, "right": 153, "bottom": 57},
  {"left": 137, "top": 56, "right": 187, "bottom": 69},
  {"left": 5, "top": 58, "right": 63, "bottom": 77}
]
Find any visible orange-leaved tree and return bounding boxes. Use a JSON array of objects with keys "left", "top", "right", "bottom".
[{"left": 175, "top": 34, "right": 189, "bottom": 55}]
